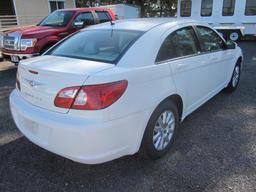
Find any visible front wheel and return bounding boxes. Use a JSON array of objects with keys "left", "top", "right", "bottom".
[
  {"left": 140, "top": 101, "right": 179, "bottom": 159},
  {"left": 224, "top": 63, "right": 241, "bottom": 93}
]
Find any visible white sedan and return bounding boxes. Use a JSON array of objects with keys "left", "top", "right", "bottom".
[{"left": 10, "top": 18, "right": 243, "bottom": 164}]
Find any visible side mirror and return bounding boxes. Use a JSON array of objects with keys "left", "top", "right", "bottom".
[
  {"left": 226, "top": 40, "right": 236, "bottom": 49},
  {"left": 73, "top": 21, "right": 84, "bottom": 28}
]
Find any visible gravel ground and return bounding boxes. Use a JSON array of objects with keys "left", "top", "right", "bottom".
[{"left": 0, "top": 42, "right": 255, "bottom": 192}]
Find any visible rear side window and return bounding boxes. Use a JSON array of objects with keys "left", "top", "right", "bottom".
[
  {"left": 201, "top": 0, "right": 213, "bottom": 16},
  {"left": 222, "top": 0, "right": 236, "bottom": 16},
  {"left": 74, "top": 12, "right": 94, "bottom": 25},
  {"left": 156, "top": 27, "right": 199, "bottom": 62},
  {"left": 180, "top": 0, "right": 192, "bottom": 17},
  {"left": 195, "top": 26, "right": 226, "bottom": 52},
  {"left": 245, "top": 0, "right": 256, "bottom": 15},
  {"left": 50, "top": 30, "right": 142, "bottom": 64},
  {"left": 96, "top": 11, "right": 111, "bottom": 23}
]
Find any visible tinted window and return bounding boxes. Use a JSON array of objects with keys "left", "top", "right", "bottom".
[
  {"left": 222, "top": 0, "right": 235, "bottom": 16},
  {"left": 50, "top": 30, "right": 142, "bottom": 63},
  {"left": 201, "top": 0, "right": 213, "bottom": 16},
  {"left": 74, "top": 12, "right": 94, "bottom": 25},
  {"left": 156, "top": 27, "right": 199, "bottom": 62},
  {"left": 96, "top": 11, "right": 111, "bottom": 23},
  {"left": 245, "top": 0, "right": 256, "bottom": 15},
  {"left": 180, "top": 0, "right": 192, "bottom": 17},
  {"left": 195, "top": 26, "right": 225, "bottom": 52},
  {"left": 39, "top": 11, "right": 74, "bottom": 27}
]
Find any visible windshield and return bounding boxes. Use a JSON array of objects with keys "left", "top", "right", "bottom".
[
  {"left": 50, "top": 29, "right": 143, "bottom": 63},
  {"left": 39, "top": 11, "right": 74, "bottom": 27}
]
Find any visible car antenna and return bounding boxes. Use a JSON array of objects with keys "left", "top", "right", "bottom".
[
  {"left": 110, "top": 20, "right": 115, "bottom": 26},
  {"left": 110, "top": 21, "right": 115, "bottom": 37}
]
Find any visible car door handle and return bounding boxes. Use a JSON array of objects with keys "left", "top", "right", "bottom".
[
  {"left": 210, "top": 57, "right": 218, "bottom": 62},
  {"left": 176, "top": 63, "right": 187, "bottom": 70}
]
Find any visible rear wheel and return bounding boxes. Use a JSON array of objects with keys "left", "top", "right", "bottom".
[
  {"left": 140, "top": 101, "right": 179, "bottom": 159},
  {"left": 224, "top": 62, "right": 241, "bottom": 93}
]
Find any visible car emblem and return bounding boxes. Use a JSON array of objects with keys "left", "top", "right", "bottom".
[{"left": 24, "top": 78, "right": 44, "bottom": 87}]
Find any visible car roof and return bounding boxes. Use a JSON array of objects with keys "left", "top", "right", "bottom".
[
  {"left": 85, "top": 18, "right": 200, "bottom": 32},
  {"left": 57, "top": 7, "right": 112, "bottom": 12}
]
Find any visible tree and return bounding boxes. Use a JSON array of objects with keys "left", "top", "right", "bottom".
[{"left": 75, "top": 0, "right": 177, "bottom": 17}]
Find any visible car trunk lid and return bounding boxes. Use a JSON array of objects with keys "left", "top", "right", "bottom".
[{"left": 17, "top": 55, "right": 114, "bottom": 113}]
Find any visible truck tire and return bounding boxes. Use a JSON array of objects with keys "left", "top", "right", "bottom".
[{"left": 229, "top": 31, "right": 241, "bottom": 41}]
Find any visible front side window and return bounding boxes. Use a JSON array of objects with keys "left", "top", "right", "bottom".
[
  {"left": 50, "top": 30, "right": 142, "bottom": 63},
  {"left": 49, "top": 0, "right": 64, "bottom": 12},
  {"left": 180, "top": 0, "right": 192, "bottom": 17},
  {"left": 39, "top": 11, "right": 74, "bottom": 27},
  {"left": 96, "top": 11, "right": 111, "bottom": 23},
  {"left": 195, "top": 26, "right": 225, "bottom": 52},
  {"left": 156, "top": 27, "right": 199, "bottom": 62},
  {"left": 245, "top": 0, "right": 256, "bottom": 16},
  {"left": 222, "top": 0, "right": 235, "bottom": 16},
  {"left": 201, "top": 0, "right": 213, "bottom": 16},
  {"left": 73, "top": 12, "right": 95, "bottom": 25}
]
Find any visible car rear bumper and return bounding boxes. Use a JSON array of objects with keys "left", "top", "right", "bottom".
[{"left": 9, "top": 90, "right": 148, "bottom": 164}]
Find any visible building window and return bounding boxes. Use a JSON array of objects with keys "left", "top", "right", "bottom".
[
  {"left": 222, "top": 0, "right": 235, "bottom": 16},
  {"left": 49, "top": 0, "right": 65, "bottom": 12},
  {"left": 245, "top": 0, "right": 256, "bottom": 15},
  {"left": 201, "top": 0, "right": 213, "bottom": 16},
  {"left": 180, "top": 0, "right": 192, "bottom": 17}
]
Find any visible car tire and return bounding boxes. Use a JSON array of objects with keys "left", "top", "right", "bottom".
[
  {"left": 224, "top": 62, "right": 241, "bottom": 93},
  {"left": 140, "top": 100, "right": 179, "bottom": 159}
]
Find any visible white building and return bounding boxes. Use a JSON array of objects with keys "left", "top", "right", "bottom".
[
  {"left": 177, "top": 0, "right": 256, "bottom": 40},
  {"left": 0, "top": 0, "right": 76, "bottom": 27},
  {"left": 99, "top": 4, "right": 141, "bottom": 19}
]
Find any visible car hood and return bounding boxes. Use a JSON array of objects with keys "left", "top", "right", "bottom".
[{"left": 7, "top": 25, "right": 63, "bottom": 38}]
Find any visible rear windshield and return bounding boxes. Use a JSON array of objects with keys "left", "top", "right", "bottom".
[{"left": 50, "top": 29, "right": 143, "bottom": 64}]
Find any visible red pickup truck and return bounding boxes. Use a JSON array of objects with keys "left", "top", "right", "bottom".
[{"left": 1, "top": 8, "right": 116, "bottom": 65}]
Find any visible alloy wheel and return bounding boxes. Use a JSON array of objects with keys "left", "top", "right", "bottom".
[{"left": 153, "top": 110, "right": 175, "bottom": 151}]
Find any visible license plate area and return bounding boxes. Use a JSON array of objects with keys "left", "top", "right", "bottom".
[
  {"left": 22, "top": 118, "right": 39, "bottom": 135},
  {"left": 11, "top": 55, "right": 19, "bottom": 63}
]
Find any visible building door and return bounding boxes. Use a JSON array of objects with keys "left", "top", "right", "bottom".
[
  {"left": 0, "top": 0, "right": 17, "bottom": 27},
  {"left": 0, "top": 0, "right": 16, "bottom": 15}
]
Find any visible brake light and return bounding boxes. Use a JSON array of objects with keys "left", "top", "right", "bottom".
[
  {"left": 54, "top": 80, "right": 128, "bottom": 110},
  {"left": 54, "top": 86, "right": 80, "bottom": 108}
]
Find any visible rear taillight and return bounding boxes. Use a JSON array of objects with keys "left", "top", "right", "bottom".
[{"left": 54, "top": 80, "right": 128, "bottom": 110}]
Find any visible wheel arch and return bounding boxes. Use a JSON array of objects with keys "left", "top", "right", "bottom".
[
  {"left": 237, "top": 56, "right": 243, "bottom": 67},
  {"left": 163, "top": 94, "right": 183, "bottom": 121}
]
